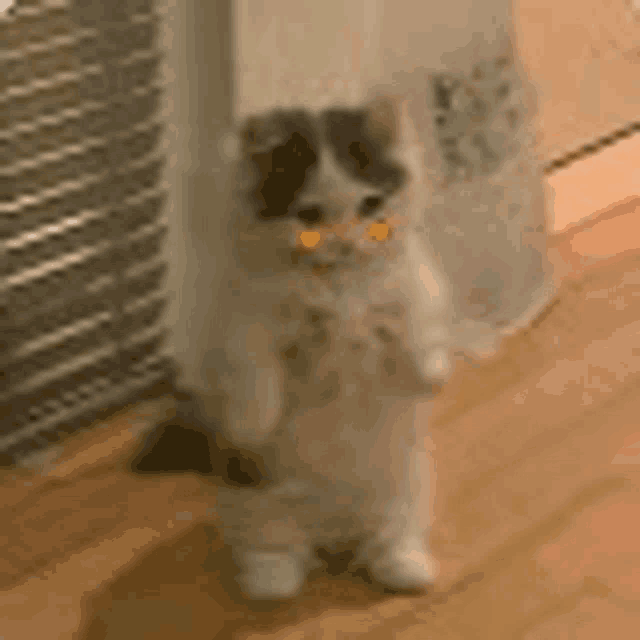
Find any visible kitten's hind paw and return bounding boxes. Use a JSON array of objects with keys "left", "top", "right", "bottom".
[
  {"left": 420, "top": 345, "right": 452, "bottom": 381},
  {"left": 234, "top": 550, "right": 310, "bottom": 600},
  {"left": 365, "top": 540, "right": 439, "bottom": 591}
]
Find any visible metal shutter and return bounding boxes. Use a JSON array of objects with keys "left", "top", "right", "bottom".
[{"left": 1, "top": 0, "right": 174, "bottom": 465}]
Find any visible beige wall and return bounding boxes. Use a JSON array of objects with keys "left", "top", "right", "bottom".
[
  {"left": 233, "top": 0, "right": 640, "bottom": 153},
  {"left": 234, "top": 0, "right": 513, "bottom": 118},
  {"left": 234, "top": 0, "right": 384, "bottom": 116},
  {"left": 162, "top": 0, "right": 640, "bottom": 392},
  {"left": 166, "top": 0, "right": 522, "bottom": 392}
]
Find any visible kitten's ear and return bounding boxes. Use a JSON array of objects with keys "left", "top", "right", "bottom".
[
  {"left": 240, "top": 112, "right": 282, "bottom": 154},
  {"left": 364, "top": 94, "right": 400, "bottom": 147},
  {"left": 243, "top": 115, "right": 265, "bottom": 148}
]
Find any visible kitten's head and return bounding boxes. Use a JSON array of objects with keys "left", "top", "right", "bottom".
[
  {"left": 223, "top": 80, "right": 554, "bottom": 373},
  {"left": 229, "top": 94, "right": 433, "bottom": 284},
  {"left": 221, "top": 95, "right": 453, "bottom": 383}
]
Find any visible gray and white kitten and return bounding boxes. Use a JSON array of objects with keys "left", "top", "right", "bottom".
[{"left": 187, "top": 60, "right": 553, "bottom": 599}]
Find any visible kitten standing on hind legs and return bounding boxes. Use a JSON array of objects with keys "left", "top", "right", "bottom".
[
  {"left": 191, "top": 90, "right": 452, "bottom": 599},
  {"left": 187, "top": 56, "right": 553, "bottom": 599},
  {"left": 213, "top": 383, "right": 442, "bottom": 599}
]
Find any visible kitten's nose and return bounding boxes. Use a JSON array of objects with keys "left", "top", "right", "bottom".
[
  {"left": 464, "top": 268, "right": 504, "bottom": 321},
  {"left": 296, "top": 207, "right": 324, "bottom": 226},
  {"left": 467, "top": 286, "right": 500, "bottom": 319}
]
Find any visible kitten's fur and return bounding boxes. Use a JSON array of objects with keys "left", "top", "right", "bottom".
[{"left": 188, "top": 64, "right": 553, "bottom": 599}]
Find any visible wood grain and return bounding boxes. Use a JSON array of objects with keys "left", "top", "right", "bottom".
[{"left": 2, "top": 224, "right": 639, "bottom": 639}]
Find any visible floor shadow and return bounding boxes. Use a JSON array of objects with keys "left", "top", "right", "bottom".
[
  {"left": 127, "top": 410, "right": 268, "bottom": 489},
  {"left": 76, "top": 521, "right": 423, "bottom": 640},
  {"left": 100, "top": 397, "right": 430, "bottom": 638}
]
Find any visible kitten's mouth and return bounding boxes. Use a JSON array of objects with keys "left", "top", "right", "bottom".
[
  {"left": 289, "top": 241, "right": 379, "bottom": 280},
  {"left": 290, "top": 248, "right": 345, "bottom": 273},
  {"left": 290, "top": 249, "right": 333, "bottom": 268},
  {"left": 311, "top": 263, "right": 336, "bottom": 275}
]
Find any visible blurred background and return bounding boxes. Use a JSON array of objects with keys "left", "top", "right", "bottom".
[
  {"left": 2, "top": 0, "right": 639, "bottom": 463},
  {"left": 1, "top": 2, "right": 639, "bottom": 638}
]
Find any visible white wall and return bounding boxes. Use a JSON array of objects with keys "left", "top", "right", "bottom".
[
  {"left": 161, "top": 0, "right": 640, "bottom": 396},
  {"left": 162, "top": 0, "right": 524, "bottom": 395},
  {"left": 234, "top": 0, "right": 514, "bottom": 118}
]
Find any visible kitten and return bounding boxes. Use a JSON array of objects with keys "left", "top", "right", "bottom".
[
  {"left": 185, "top": 62, "right": 553, "bottom": 600},
  {"left": 189, "top": 92, "right": 452, "bottom": 599}
]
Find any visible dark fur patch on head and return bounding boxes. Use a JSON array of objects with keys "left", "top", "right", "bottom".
[
  {"left": 240, "top": 104, "right": 409, "bottom": 225},
  {"left": 241, "top": 109, "right": 319, "bottom": 220},
  {"left": 323, "top": 107, "right": 407, "bottom": 193}
]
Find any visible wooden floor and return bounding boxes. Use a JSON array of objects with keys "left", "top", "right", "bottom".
[{"left": 2, "top": 192, "right": 640, "bottom": 639}]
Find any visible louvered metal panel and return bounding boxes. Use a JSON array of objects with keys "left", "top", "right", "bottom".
[{"left": 1, "top": 0, "right": 174, "bottom": 465}]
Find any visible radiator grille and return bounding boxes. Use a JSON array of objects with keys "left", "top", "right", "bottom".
[{"left": 1, "top": 0, "right": 174, "bottom": 464}]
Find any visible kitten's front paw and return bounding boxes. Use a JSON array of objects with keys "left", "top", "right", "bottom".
[{"left": 224, "top": 365, "right": 286, "bottom": 446}]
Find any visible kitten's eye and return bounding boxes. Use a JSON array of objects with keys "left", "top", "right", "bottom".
[
  {"left": 348, "top": 141, "right": 372, "bottom": 172},
  {"left": 297, "top": 207, "right": 323, "bottom": 225},
  {"left": 495, "top": 82, "right": 510, "bottom": 100},
  {"left": 433, "top": 79, "right": 453, "bottom": 110},
  {"left": 358, "top": 196, "right": 384, "bottom": 217},
  {"left": 435, "top": 114, "right": 448, "bottom": 128}
]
